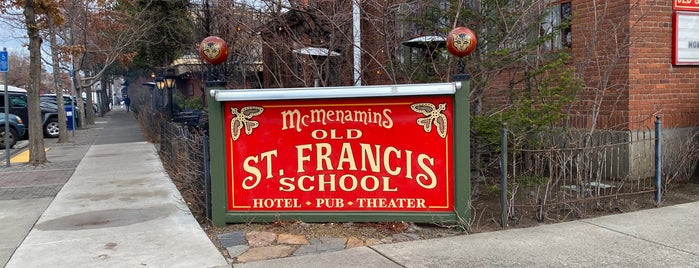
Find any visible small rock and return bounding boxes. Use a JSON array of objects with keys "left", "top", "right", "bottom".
[
  {"left": 217, "top": 231, "right": 246, "bottom": 247},
  {"left": 405, "top": 222, "right": 422, "bottom": 233},
  {"left": 391, "top": 233, "right": 412, "bottom": 242},
  {"left": 346, "top": 236, "right": 364, "bottom": 248},
  {"left": 246, "top": 231, "right": 277, "bottom": 247},
  {"left": 293, "top": 244, "right": 317, "bottom": 256},
  {"left": 364, "top": 238, "right": 381, "bottom": 246},
  {"left": 236, "top": 245, "right": 295, "bottom": 263},
  {"left": 294, "top": 237, "right": 347, "bottom": 256},
  {"left": 401, "top": 233, "right": 420, "bottom": 240},
  {"left": 314, "top": 237, "right": 347, "bottom": 252},
  {"left": 380, "top": 237, "right": 393, "bottom": 244},
  {"left": 278, "top": 234, "right": 309, "bottom": 245},
  {"left": 226, "top": 245, "right": 249, "bottom": 258}
]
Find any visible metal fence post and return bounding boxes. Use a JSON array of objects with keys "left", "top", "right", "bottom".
[
  {"left": 655, "top": 115, "right": 662, "bottom": 204},
  {"left": 203, "top": 135, "right": 212, "bottom": 220},
  {"left": 500, "top": 123, "right": 508, "bottom": 227}
]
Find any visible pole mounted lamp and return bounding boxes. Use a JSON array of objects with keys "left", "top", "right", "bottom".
[
  {"left": 446, "top": 26, "right": 477, "bottom": 81},
  {"left": 164, "top": 75, "right": 176, "bottom": 115},
  {"left": 164, "top": 75, "right": 176, "bottom": 90},
  {"left": 155, "top": 76, "right": 165, "bottom": 90},
  {"left": 155, "top": 76, "right": 165, "bottom": 109},
  {"left": 199, "top": 36, "right": 229, "bottom": 84}
]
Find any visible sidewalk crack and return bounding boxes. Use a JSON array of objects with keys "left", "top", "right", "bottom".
[{"left": 581, "top": 220, "right": 699, "bottom": 257}]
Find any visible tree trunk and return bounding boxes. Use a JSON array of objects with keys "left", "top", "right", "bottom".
[
  {"left": 77, "top": 85, "right": 87, "bottom": 128},
  {"left": 86, "top": 82, "right": 95, "bottom": 124},
  {"left": 24, "top": 0, "right": 48, "bottom": 165},
  {"left": 49, "top": 14, "right": 70, "bottom": 143}
]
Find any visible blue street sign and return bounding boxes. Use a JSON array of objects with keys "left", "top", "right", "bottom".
[{"left": 0, "top": 51, "right": 7, "bottom": 73}]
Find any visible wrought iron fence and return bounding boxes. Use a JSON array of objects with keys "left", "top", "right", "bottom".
[
  {"left": 135, "top": 101, "right": 211, "bottom": 222},
  {"left": 158, "top": 120, "right": 209, "bottom": 221},
  {"left": 496, "top": 123, "right": 670, "bottom": 226}
]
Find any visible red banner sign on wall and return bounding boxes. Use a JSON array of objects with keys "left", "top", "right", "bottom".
[
  {"left": 674, "top": 0, "right": 699, "bottom": 11},
  {"left": 223, "top": 95, "right": 454, "bottom": 212}
]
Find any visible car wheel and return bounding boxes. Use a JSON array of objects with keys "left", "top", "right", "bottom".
[
  {"left": 44, "top": 118, "right": 60, "bottom": 138},
  {"left": 0, "top": 126, "right": 18, "bottom": 149}
]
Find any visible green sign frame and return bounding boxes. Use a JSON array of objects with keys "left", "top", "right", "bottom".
[{"left": 207, "top": 81, "right": 471, "bottom": 227}]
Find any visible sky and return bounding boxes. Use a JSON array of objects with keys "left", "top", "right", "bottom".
[
  {"left": 0, "top": 32, "right": 26, "bottom": 54},
  {"left": 0, "top": 0, "right": 274, "bottom": 64},
  {"left": 0, "top": 11, "right": 27, "bottom": 55}
]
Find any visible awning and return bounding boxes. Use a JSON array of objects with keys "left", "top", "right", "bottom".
[
  {"left": 401, "top": 35, "right": 446, "bottom": 48},
  {"left": 292, "top": 47, "right": 341, "bottom": 57},
  {"left": 170, "top": 54, "right": 206, "bottom": 76}
]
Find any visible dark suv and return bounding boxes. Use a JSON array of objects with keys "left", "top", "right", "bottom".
[{"left": 0, "top": 86, "right": 61, "bottom": 138}]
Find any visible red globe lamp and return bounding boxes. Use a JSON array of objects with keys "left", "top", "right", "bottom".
[
  {"left": 199, "top": 36, "right": 229, "bottom": 65},
  {"left": 446, "top": 27, "right": 477, "bottom": 58}
]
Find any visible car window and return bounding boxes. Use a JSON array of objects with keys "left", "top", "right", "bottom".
[
  {"left": 41, "top": 95, "right": 74, "bottom": 106},
  {"left": 11, "top": 95, "right": 27, "bottom": 108},
  {"left": 40, "top": 101, "right": 58, "bottom": 110}
]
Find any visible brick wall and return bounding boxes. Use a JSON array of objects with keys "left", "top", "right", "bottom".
[
  {"left": 571, "top": 0, "right": 699, "bottom": 130},
  {"left": 627, "top": 2, "right": 699, "bottom": 129},
  {"left": 569, "top": 0, "right": 632, "bottom": 130}
]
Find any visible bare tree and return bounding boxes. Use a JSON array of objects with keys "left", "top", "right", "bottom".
[
  {"left": 19, "top": 0, "right": 62, "bottom": 165},
  {"left": 46, "top": 8, "right": 71, "bottom": 142},
  {"left": 52, "top": 0, "right": 158, "bottom": 126},
  {"left": 3, "top": 52, "right": 30, "bottom": 87}
]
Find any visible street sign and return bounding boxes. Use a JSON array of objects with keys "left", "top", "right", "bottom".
[{"left": 0, "top": 51, "right": 8, "bottom": 72}]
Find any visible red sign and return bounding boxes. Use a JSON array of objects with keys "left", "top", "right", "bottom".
[
  {"left": 224, "top": 95, "right": 454, "bottom": 212},
  {"left": 674, "top": 0, "right": 699, "bottom": 11}
]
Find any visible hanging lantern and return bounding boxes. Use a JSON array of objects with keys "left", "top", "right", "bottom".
[
  {"left": 446, "top": 27, "right": 477, "bottom": 58},
  {"left": 199, "top": 36, "right": 229, "bottom": 65}
]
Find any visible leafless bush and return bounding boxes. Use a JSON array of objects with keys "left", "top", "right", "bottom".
[
  {"left": 501, "top": 128, "right": 659, "bottom": 224},
  {"left": 663, "top": 129, "right": 699, "bottom": 185},
  {"left": 158, "top": 121, "right": 209, "bottom": 223}
]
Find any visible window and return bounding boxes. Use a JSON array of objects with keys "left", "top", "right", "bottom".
[
  {"left": 11, "top": 95, "right": 27, "bottom": 108},
  {"left": 541, "top": 1, "right": 571, "bottom": 50}
]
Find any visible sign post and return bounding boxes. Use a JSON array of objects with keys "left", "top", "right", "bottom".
[
  {"left": 1, "top": 48, "right": 10, "bottom": 167},
  {"left": 208, "top": 82, "right": 470, "bottom": 226}
]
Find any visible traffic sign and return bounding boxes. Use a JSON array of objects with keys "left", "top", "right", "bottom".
[{"left": 0, "top": 51, "right": 8, "bottom": 72}]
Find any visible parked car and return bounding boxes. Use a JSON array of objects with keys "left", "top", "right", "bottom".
[
  {"left": 41, "top": 94, "right": 95, "bottom": 117},
  {"left": 0, "top": 86, "right": 61, "bottom": 138},
  {"left": 0, "top": 113, "right": 26, "bottom": 149},
  {"left": 38, "top": 101, "right": 61, "bottom": 138}
]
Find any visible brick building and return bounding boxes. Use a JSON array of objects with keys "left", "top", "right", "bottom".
[
  {"left": 260, "top": 0, "right": 698, "bottom": 175},
  {"left": 570, "top": 1, "right": 698, "bottom": 130}
]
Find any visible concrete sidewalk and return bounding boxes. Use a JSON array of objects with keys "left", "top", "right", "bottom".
[
  {"left": 236, "top": 201, "right": 699, "bottom": 267},
  {"left": 4, "top": 108, "right": 228, "bottom": 268}
]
